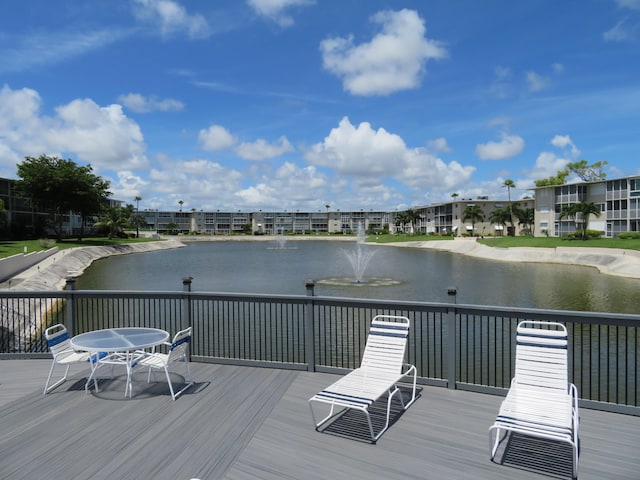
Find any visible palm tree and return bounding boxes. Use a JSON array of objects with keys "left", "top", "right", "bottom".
[
  {"left": 559, "top": 201, "right": 602, "bottom": 240},
  {"left": 488, "top": 206, "right": 511, "bottom": 236},
  {"left": 462, "top": 205, "right": 485, "bottom": 236},
  {"left": 502, "top": 179, "right": 516, "bottom": 235},
  {"left": 178, "top": 200, "right": 184, "bottom": 212},
  {"left": 513, "top": 205, "right": 535, "bottom": 235},
  {"left": 403, "top": 208, "right": 421, "bottom": 234},
  {"left": 134, "top": 196, "right": 142, "bottom": 237},
  {"left": 394, "top": 211, "right": 409, "bottom": 233},
  {"left": 94, "top": 206, "right": 130, "bottom": 239}
]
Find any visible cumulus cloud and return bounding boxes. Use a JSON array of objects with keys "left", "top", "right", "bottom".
[
  {"left": 0, "top": 84, "right": 148, "bottom": 172},
  {"left": 475, "top": 133, "right": 525, "bottom": 160},
  {"left": 235, "top": 136, "right": 294, "bottom": 160},
  {"left": 198, "top": 125, "right": 236, "bottom": 151},
  {"left": 524, "top": 134, "right": 581, "bottom": 183},
  {"left": 247, "top": 0, "right": 315, "bottom": 27},
  {"left": 236, "top": 162, "right": 329, "bottom": 209},
  {"left": 146, "top": 158, "right": 244, "bottom": 210},
  {"left": 306, "top": 117, "right": 407, "bottom": 176},
  {"left": 550, "top": 134, "right": 580, "bottom": 159},
  {"left": 306, "top": 116, "right": 474, "bottom": 194},
  {"left": 118, "top": 93, "right": 184, "bottom": 113},
  {"left": 320, "top": 9, "right": 447, "bottom": 96},
  {"left": 132, "top": 0, "right": 211, "bottom": 39},
  {"left": 426, "top": 137, "right": 451, "bottom": 153}
]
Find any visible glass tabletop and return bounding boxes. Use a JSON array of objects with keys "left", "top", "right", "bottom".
[{"left": 70, "top": 327, "right": 169, "bottom": 352}]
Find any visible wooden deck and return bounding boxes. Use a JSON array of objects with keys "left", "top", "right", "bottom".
[{"left": 1, "top": 359, "right": 639, "bottom": 480}]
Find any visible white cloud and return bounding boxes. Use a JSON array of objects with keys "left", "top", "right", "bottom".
[
  {"left": 118, "top": 93, "right": 184, "bottom": 113},
  {"left": 401, "top": 148, "right": 475, "bottom": 190},
  {"left": 550, "top": 134, "right": 580, "bottom": 159},
  {"left": 247, "top": 0, "right": 315, "bottom": 27},
  {"left": 616, "top": 0, "right": 640, "bottom": 11},
  {"left": 426, "top": 137, "right": 451, "bottom": 153},
  {"left": 0, "top": 30, "right": 128, "bottom": 74},
  {"left": 475, "top": 134, "right": 525, "bottom": 160},
  {"left": 236, "top": 162, "right": 329, "bottom": 209},
  {"left": 526, "top": 151, "right": 569, "bottom": 181},
  {"left": 320, "top": 9, "right": 447, "bottom": 96},
  {"left": 198, "top": 125, "right": 236, "bottom": 151},
  {"left": 235, "top": 136, "right": 294, "bottom": 160},
  {"left": 524, "top": 135, "right": 582, "bottom": 183},
  {"left": 604, "top": 18, "right": 638, "bottom": 42},
  {"left": 0, "top": 85, "right": 148, "bottom": 172},
  {"left": 526, "top": 71, "right": 550, "bottom": 92},
  {"left": 306, "top": 116, "right": 474, "bottom": 195},
  {"left": 306, "top": 117, "right": 407, "bottom": 176},
  {"left": 132, "top": 0, "right": 211, "bottom": 39},
  {"left": 146, "top": 158, "right": 244, "bottom": 210},
  {"left": 49, "top": 99, "right": 148, "bottom": 170}
]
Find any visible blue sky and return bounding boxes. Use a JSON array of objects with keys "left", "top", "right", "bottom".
[{"left": 1, "top": 0, "right": 639, "bottom": 212}]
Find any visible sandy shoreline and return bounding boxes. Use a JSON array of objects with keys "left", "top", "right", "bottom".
[{"left": 1, "top": 235, "right": 639, "bottom": 291}]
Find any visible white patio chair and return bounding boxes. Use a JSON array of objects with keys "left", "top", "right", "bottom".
[
  {"left": 308, "top": 315, "right": 417, "bottom": 442},
  {"left": 136, "top": 326, "right": 194, "bottom": 400},
  {"left": 43, "top": 323, "right": 99, "bottom": 394},
  {"left": 489, "top": 320, "right": 580, "bottom": 478}
]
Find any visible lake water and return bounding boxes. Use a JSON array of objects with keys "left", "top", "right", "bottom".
[{"left": 75, "top": 240, "right": 640, "bottom": 314}]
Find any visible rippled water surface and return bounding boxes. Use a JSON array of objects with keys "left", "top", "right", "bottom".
[{"left": 76, "top": 240, "right": 640, "bottom": 313}]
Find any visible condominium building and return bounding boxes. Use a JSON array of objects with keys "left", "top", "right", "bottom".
[
  {"left": 138, "top": 209, "right": 391, "bottom": 235},
  {"left": 411, "top": 197, "right": 534, "bottom": 236},
  {"left": 533, "top": 175, "right": 640, "bottom": 238}
]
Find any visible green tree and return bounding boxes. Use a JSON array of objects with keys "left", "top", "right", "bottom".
[
  {"left": 462, "top": 204, "right": 485, "bottom": 236},
  {"left": 534, "top": 170, "right": 569, "bottom": 187},
  {"left": 567, "top": 160, "right": 608, "bottom": 182},
  {"left": 0, "top": 198, "right": 7, "bottom": 238},
  {"left": 488, "top": 206, "right": 511, "bottom": 234},
  {"left": 394, "top": 211, "right": 409, "bottom": 233},
  {"left": 166, "top": 222, "right": 178, "bottom": 234},
  {"left": 513, "top": 205, "right": 535, "bottom": 235},
  {"left": 94, "top": 206, "right": 130, "bottom": 239},
  {"left": 178, "top": 200, "right": 184, "bottom": 212},
  {"left": 502, "top": 179, "right": 516, "bottom": 235},
  {"left": 558, "top": 201, "right": 602, "bottom": 240},
  {"left": 534, "top": 159, "right": 607, "bottom": 187},
  {"left": 403, "top": 208, "right": 421, "bottom": 234},
  {"left": 16, "top": 155, "right": 111, "bottom": 240}
]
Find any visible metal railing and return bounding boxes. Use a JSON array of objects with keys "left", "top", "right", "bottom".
[{"left": 1, "top": 277, "right": 638, "bottom": 415}]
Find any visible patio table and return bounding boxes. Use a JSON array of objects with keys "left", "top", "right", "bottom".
[{"left": 71, "top": 327, "right": 169, "bottom": 398}]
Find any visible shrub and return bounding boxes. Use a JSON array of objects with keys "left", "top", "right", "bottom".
[
  {"left": 38, "top": 238, "right": 56, "bottom": 248},
  {"left": 618, "top": 231, "right": 640, "bottom": 239}
]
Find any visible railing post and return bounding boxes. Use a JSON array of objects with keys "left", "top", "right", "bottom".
[
  {"left": 65, "top": 276, "right": 76, "bottom": 336},
  {"left": 447, "top": 286, "right": 458, "bottom": 390},
  {"left": 182, "top": 276, "right": 193, "bottom": 331},
  {"left": 305, "top": 280, "right": 316, "bottom": 372}
]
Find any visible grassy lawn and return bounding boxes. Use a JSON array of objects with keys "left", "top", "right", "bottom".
[
  {"left": 0, "top": 237, "right": 158, "bottom": 259},
  {"left": 367, "top": 233, "right": 640, "bottom": 251},
  {"left": 367, "top": 233, "right": 454, "bottom": 243}
]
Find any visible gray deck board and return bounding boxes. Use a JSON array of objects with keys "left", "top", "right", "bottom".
[{"left": 1, "top": 360, "right": 639, "bottom": 480}]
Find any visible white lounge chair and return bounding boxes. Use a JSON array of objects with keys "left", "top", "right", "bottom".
[
  {"left": 136, "top": 327, "right": 194, "bottom": 400},
  {"left": 309, "top": 315, "right": 417, "bottom": 442},
  {"left": 489, "top": 321, "right": 580, "bottom": 478},
  {"left": 43, "top": 323, "right": 99, "bottom": 394}
]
